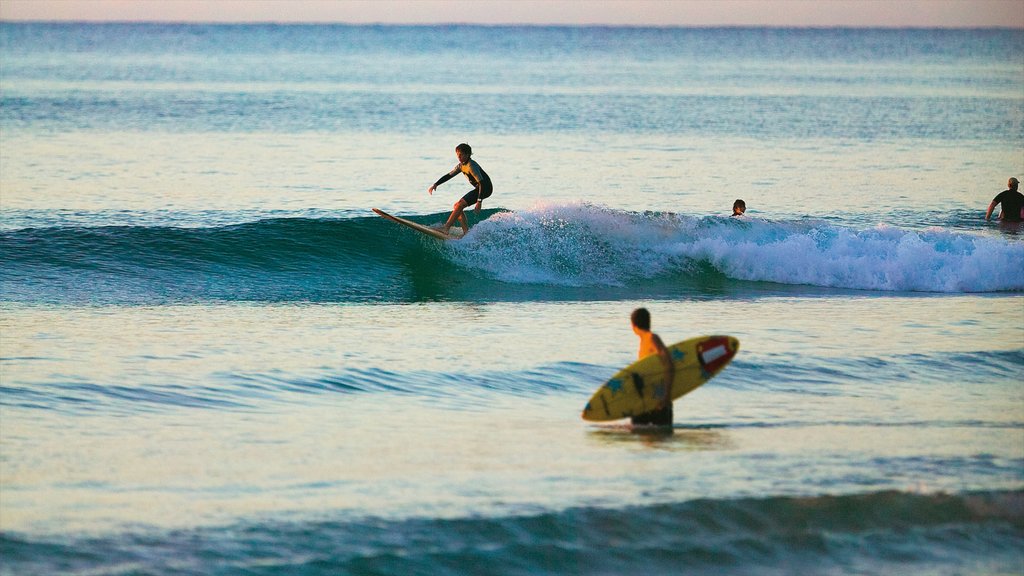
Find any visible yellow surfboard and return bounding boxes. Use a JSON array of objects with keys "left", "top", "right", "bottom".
[
  {"left": 373, "top": 208, "right": 458, "bottom": 241},
  {"left": 582, "top": 335, "right": 739, "bottom": 422}
]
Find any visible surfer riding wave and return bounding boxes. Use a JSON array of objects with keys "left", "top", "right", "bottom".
[{"left": 428, "top": 143, "right": 493, "bottom": 236}]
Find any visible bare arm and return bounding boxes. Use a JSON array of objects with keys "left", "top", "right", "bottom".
[{"left": 985, "top": 200, "right": 997, "bottom": 221}]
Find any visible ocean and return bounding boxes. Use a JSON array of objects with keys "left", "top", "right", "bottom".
[{"left": 1, "top": 23, "right": 1022, "bottom": 575}]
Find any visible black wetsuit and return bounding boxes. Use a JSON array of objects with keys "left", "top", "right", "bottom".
[
  {"left": 991, "top": 189, "right": 1024, "bottom": 222},
  {"left": 433, "top": 159, "right": 493, "bottom": 205}
]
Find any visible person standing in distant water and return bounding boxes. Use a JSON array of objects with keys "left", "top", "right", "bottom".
[
  {"left": 629, "top": 308, "right": 675, "bottom": 429},
  {"left": 428, "top": 143, "right": 493, "bottom": 236},
  {"left": 985, "top": 177, "right": 1023, "bottom": 223},
  {"left": 732, "top": 199, "right": 746, "bottom": 217}
]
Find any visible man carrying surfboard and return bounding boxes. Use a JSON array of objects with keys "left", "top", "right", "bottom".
[
  {"left": 581, "top": 321, "right": 738, "bottom": 425},
  {"left": 629, "top": 308, "right": 675, "bottom": 427},
  {"left": 428, "top": 143, "right": 493, "bottom": 236}
]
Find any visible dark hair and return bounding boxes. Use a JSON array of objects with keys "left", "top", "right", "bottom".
[
  {"left": 631, "top": 308, "right": 651, "bottom": 331},
  {"left": 456, "top": 143, "right": 472, "bottom": 156},
  {"left": 733, "top": 199, "right": 746, "bottom": 211}
]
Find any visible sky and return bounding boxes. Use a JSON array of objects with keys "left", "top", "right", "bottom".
[{"left": 1, "top": 0, "right": 1023, "bottom": 28}]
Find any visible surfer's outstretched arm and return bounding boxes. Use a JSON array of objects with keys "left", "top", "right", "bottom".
[{"left": 429, "top": 168, "right": 458, "bottom": 195}]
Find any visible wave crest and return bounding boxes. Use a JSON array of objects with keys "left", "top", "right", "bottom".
[{"left": 454, "top": 203, "right": 1024, "bottom": 293}]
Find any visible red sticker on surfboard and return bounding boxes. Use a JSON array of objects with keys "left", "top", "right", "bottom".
[{"left": 697, "top": 336, "right": 733, "bottom": 372}]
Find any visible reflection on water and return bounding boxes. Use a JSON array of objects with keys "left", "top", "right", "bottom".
[
  {"left": 586, "top": 424, "right": 736, "bottom": 451},
  {"left": 996, "top": 220, "right": 1022, "bottom": 236}
]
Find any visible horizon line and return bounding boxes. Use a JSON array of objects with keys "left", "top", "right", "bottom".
[{"left": 3, "top": 19, "right": 1023, "bottom": 30}]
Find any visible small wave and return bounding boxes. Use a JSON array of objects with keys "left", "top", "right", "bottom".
[
  {"left": 0, "top": 382, "right": 248, "bottom": 415},
  {"left": 6, "top": 348, "right": 1020, "bottom": 416},
  {"left": 0, "top": 363, "right": 604, "bottom": 415},
  {"left": 724, "top": 349, "right": 1024, "bottom": 395},
  {"left": 3, "top": 489, "right": 1020, "bottom": 576}
]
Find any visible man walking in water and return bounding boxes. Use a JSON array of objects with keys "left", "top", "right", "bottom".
[
  {"left": 428, "top": 143, "right": 493, "bottom": 236},
  {"left": 629, "top": 308, "right": 675, "bottom": 428},
  {"left": 985, "top": 177, "right": 1023, "bottom": 223}
]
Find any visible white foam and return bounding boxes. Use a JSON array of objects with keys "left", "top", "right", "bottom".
[{"left": 451, "top": 203, "right": 1024, "bottom": 293}]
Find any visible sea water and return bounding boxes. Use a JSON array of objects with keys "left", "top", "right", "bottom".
[{"left": 1, "top": 24, "right": 1022, "bottom": 575}]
